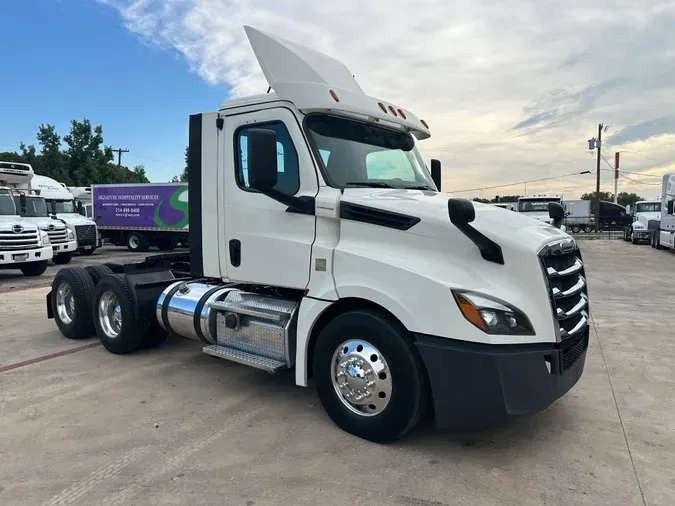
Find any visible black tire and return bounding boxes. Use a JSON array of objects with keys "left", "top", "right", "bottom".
[
  {"left": 85, "top": 264, "right": 114, "bottom": 284},
  {"left": 155, "top": 237, "right": 177, "bottom": 251},
  {"left": 51, "top": 267, "right": 96, "bottom": 339},
  {"left": 312, "top": 309, "right": 429, "bottom": 443},
  {"left": 632, "top": 235, "right": 639, "bottom": 245},
  {"left": 80, "top": 248, "right": 96, "bottom": 256},
  {"left": 656, "top": 233, "right": 664, "bottom": 250},
  {"left": 92, "top": 274, "right": 147, "bottom": 354},
  {"left": 570, "top": 225, "right": 581, "bottom": 234},
  {"left": 623, "top": 228, "right": 630, "bottom": 241},
  {"left": 127, "top": 232, "right": 150, "bottom": 252},
  {"left": 584, "top": 225, "right": 593, "bottom": 233},
  {"left": 53, "top": 252, "right": 73, "bottom": 265},
  {"left": 651, "top": 233, "right": 656, "bottom": 248},
  {"left": 142, "top": 319, "right": 170, "bottom": 348},
  {"left": 20, "top": 260, "right": 48, "bottom": 277}
]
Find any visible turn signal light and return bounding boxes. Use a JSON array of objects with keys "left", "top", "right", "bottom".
[{"left": 453, "top": 292, "right": 486, "bottom": 331}]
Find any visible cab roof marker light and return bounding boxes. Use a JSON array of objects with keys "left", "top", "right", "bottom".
[
  {"left": 420, "top": 119, "right": 429, "bottom": 129},
  {"left": 378, "top": 102, "right": 387, "bottom": 113},
  {"left": 388, "top": 105, "right": 398, "bottom": 116},
  {"left": 397, "top": 108, "right": 407, "bottom": 119},
  {"left": 329, "top": 90, "right": 340, "bottom": 102}
]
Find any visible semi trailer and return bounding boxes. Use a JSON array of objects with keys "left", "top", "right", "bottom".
[
  {"left": 46, "top": 26, "right": 589, "bottom": 443},
  {"left": 92, "top": 182, "right": 189, "bottom": 252},
  {"left": 648, "top": 174, "right": 675, "bottom": 250}
]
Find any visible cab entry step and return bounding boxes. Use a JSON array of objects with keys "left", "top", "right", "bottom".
[{"left": 202, "top": 345, "right": 286, "bottom": 373}]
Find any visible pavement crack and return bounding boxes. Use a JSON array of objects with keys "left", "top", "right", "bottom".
[{"left": 590, "top": 312, "right": 647, "bottom": 506}]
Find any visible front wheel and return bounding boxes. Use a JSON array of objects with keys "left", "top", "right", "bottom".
[
  {"left": 312, "top": 310, "right": 428, "bottom": 443},
  {"left": 632, "top": 233, "right": 639, "bottom": 244},
  {"left": 53, "top": 252, "right": 73, "bottom": 265},
  {"left": 127, "top": 232, "right": 149, "bottom": 253},
  {"left": 20, "top": 260, "right": 48, "bottom": 276}
]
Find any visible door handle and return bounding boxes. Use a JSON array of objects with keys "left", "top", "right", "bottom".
[{"left": 229, "top": 239, "right": 241, "bottom": 267}]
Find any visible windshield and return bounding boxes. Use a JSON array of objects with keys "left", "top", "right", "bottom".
[
  {"left": 635, "top": 202, "right": 661, "bottom": 213},
  {"left": 0, "top": 191, "right": 17, "bottom": 215},
  {"left": 305, "top": 114, "right": 436, "bottom": 190},
  {"left": 13, "top": 196, "right": 49, "bottom": 217},
  {"left": 46, "top": 199, "right": 76, "bottom": 214},
  {"left": 518, "top": 199, "right": 560, "bottom": 212}
]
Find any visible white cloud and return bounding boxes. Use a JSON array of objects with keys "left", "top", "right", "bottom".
[{"left": 98, "top": 0, "right": 675, "bottom": 199}]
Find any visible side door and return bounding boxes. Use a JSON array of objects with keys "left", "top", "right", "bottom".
[{"left": 221, "top": 107, "right": 318, "bottom": 289}]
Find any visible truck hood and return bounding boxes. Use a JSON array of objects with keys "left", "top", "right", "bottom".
[
  {"left": 21, "top": 217, "right": 67, "bottom": 231},
  {"left": 636, "top": 212, "right": 661, "bottom": 224},
  {"left": 56, "top": 213, "right": 97, "bottom": 226},
  {"left": 0, "top": 215, "right": 39, "bottom": 232},
  {"left": 340, "top": 189, "right": 567, "bottom": 252}
]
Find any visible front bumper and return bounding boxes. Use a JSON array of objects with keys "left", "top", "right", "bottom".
[
  {"left": 52, "top": 239, "right": 78, "bottom": 254},
  {"left": 633, "top": 229, "right": 649, "bottom": 238},
  {"left": 415, "top": 330, "right": 588, "bottom": 429},
  {"left": 0, "top": 245, "right": 53, "bottom": 266}
]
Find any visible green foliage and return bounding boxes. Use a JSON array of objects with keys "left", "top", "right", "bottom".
[
  {"left": 3, "top": 120, "right": 149, "bottom": 186},
  {"left": 172, "top": 147, "right": 189, "bottom": 182},
  {"left": 580, "top": 191, "right": 644, "bottom": 209}
]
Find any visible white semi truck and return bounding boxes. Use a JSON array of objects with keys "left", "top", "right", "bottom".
[
  {"left": 31, "top": 175, "right": 101, "bottom": 255},
  {"left": 0, "top": 163, "right": 54, "bottom": 276},
  {"left": 623, "top": 200, "right": 662, "bottom": 244},
  {"left": 648, "top": 174, "right": 675, "bottom": 250},
  {"left": 517, "top": 195, "right": 568, "bottom": 232},
  {"left": 45, "top": 26, "right": 589, "bottom": 443}
]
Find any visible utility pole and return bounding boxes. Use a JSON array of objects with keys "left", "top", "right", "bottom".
[
  {"left": 111, "top": 148, "right": 129, "bottom": 169},
  {"left": 595, "top": 124, "right": 602, "bottom": 232},
  {"left": 614, "top": 152, "right": 620, "bottom": 204}
]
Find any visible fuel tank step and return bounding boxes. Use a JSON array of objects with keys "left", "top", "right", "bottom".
[{"left": 202, "top": 345, "right": 286, "bottom": 373}]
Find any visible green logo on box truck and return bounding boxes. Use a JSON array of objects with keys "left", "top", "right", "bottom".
[{"left": 154, "top": 186, "right": 189, "bottom": 228}]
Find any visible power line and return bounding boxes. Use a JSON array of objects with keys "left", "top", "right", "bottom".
[{"left": 453, "top": 170, "right": 592, "bottom": 194}]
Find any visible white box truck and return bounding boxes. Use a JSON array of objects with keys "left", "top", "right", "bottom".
[{"left": 45, "top": 26, "right": 589, "bottom": 443}]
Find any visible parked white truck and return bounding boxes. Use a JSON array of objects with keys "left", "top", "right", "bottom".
[
  {"left": 623, "top": 200, "right": 662, "bottom": 244},
  {"left": 45, "top": 26, "right": 589, "bottom": 443},
  {"left": 648, "top": 174, "right": 675, "bottom": 250},
  {"left": 517, "top": 195, "right": 568, "bottom": 231},
  {"left": 31, "top": 175, "right": 101, "bottom": 255},
  {"left": 0, "top": 163, "right": 54, "bottom": 275}
]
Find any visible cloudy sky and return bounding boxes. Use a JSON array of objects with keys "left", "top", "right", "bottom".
[{"left": 6, "top": 0, "right": 673, "bottom": 199}]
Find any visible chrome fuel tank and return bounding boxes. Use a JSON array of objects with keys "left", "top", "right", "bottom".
[{"left": 156, "top": 281, "right": 238, "bottom": 344}]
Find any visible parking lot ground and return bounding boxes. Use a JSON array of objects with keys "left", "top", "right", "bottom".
[
  {"left": 0, "top": 245, "right": 155, "bottom": 293},
  {"left": 0, "top": 240, "right": 673, "bottom": 505}
]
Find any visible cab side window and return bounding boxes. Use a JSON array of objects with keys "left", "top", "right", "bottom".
[{"left": 235, "top": 122, "right": 300, "bottom": 195}]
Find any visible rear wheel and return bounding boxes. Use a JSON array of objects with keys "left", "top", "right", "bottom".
[
  {"left": 312, "top": 309, "right": 428, "bottom": 443},
  {"left": 570, "top": 225, "right": 581, "bottom": 233},
  {"left": 92, "top": 274, "right": 147, "bottom": 354},
  {"left": 127, "top": 232, "right": 150, "bottom": 253},
  {"left": 51, "top": 267, "right": 96, "bottom": 338},
  {"left": 20, "top": 260, "right": 48, "bottom": 276},
  {"left": 53, "top": 252, "right": 73, "bottom": 265},
  {"left": 583, "top": 225, "right": 593, "bottom": 233},
  {"left": 85, "top": 264, "right": 114, "bottom": 284}
]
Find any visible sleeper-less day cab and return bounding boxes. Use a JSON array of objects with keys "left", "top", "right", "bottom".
[{"left": 46, "top": 26, "right": 589, "bottom": 442}]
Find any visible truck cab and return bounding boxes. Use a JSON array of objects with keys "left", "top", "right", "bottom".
[
  {"left": 46, "top": 26, "right": 589, "bottom": 443},
  {"left": 11, "top": 190, "right": 77, "bottom": 264},
  {"left": 31, "top": 175, "right": 101, "bottom": 255},
  {"left": 69, "top": 186, "right": 93, "bottom": 218},
  {"left": 625, "top": 200, "right": 661, "bottom": 244},
  {"left": 517, "top": 195, "right": 567, "bottom": 231},
  {"left": 0, "top": 186, "right": 53, "bottom": 276}
]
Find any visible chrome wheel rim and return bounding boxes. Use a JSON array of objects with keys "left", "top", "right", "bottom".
[
  {"left": 129, "top": 236, "right": 139, "bottom": 249},
  {"left": 331, "top": 340, "right": 392, "bottom": 417},
  {"left": 55, "top": 282, "right": 75, "bottom": 325},
  {"left": 98, "top": 291, "right": 122, "bottom": 338}
]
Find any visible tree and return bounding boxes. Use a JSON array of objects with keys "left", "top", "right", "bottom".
[
  {"left": 492, "top": 195, "right": 521, "bottom": 203},
  {"left": 580, "top": 191, "right": 613, "bottom": 202},
  {"left": 0, "top": 151, "right": 27, "bottom": 163},
  {"left": 616, "top": 192, "right": 644, "bottom": 208},
  {"left": 472, "top": 198, "right": 491, "bottom": 204},
  {"left": 172, "top": 146, "right": 189, "bottom": 182}
]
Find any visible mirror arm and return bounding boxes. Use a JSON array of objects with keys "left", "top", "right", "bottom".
[{"left": 256, "top": 186, "right": 315, "bottom": 215}]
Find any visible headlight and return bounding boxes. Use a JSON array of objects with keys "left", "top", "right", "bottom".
[
  {"left": 42, "top": 234, "right": 51, "bottom": 246},
  {"left": 67, "top": 229, "right": 75, "bottom": 240},
  {"left": 452, "top": 290, "right": 535, "bottom": 335}
]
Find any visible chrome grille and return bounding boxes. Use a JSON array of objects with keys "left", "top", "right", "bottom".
[
  {"left": 47, "top": 229, "right": 68, "bottom": 244},
  {"left": 0, "top": 229, "right": 40, "bottom": 250},
  {"left": 539, "top": 239, "right": 589, "bottom": 344}
]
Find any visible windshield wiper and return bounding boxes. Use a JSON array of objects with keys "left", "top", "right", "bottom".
[
  {"left": 403, "top": 184, "right": 433, "bottom": 190},
  {"left": 344, "top": 181, "right": 394, "bottom": 188}
]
